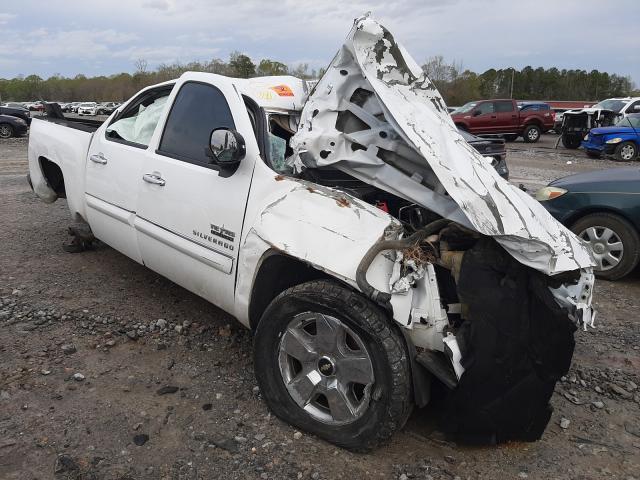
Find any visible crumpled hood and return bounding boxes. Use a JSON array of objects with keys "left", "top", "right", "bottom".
[{"left": 290, "top": 15, "right": 594, "bottom": 275}]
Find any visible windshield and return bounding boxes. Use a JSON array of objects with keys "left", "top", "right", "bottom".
[
  {"left": 593, "top": 99, "right": 627, "bottom": 113},
  {"left": 455, "top": 101, "right": 477, "bottom": 114},
  {"left": 615, "top": 114, "right": 640, "bottom": 129}
]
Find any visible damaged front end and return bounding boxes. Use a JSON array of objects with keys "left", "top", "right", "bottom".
[{"left": 288, "top": 15, "right": 596, "bottom": 443}]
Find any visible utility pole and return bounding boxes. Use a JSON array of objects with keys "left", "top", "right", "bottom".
[{"left": 510, "top": 68, "right": 515, "bottom": 99}]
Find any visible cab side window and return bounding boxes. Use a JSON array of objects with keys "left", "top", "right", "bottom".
[
  {"left": 158, "top": 82, "right": 235, "bottom": 166},
  {"left": 494, "top": 101, "right": 514, "bottom": 113},
  {"left": 476, "top": 102, "right": 495, "bottom": 115}
]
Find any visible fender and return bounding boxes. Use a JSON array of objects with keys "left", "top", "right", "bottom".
[{"left": 233, "top": 174, "right": 415, "bottom": 330}]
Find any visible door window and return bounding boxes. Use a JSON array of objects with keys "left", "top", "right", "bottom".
[
  {"left": 476, "top": 102, "right": 495, "bottom": 115},
  {"left": 158, "top": 82, "right": 235, "bottom": 165},
  {"left": 494, "top": 101, "right": 514, "bottom": 113},
  {"left": 627, "top": 100, "right": 640, "bottom": 114}
]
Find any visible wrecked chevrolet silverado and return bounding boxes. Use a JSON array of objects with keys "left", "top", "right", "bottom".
[{"left": 27, "top": 16, "right": 596, "bottom": 451}]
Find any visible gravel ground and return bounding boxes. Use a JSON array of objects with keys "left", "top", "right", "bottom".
[{"left": 1, "top": 133, "right": 639, "bottom": 479}]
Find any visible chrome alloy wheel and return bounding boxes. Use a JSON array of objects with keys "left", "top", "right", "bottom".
[
  {"left": 278, "top": 312, "right": 374, "bottom": 425},
  {"left": 0, "top": 124, "right": 12, "bottom": 138},
  {"left": 579, "top": 226, "right": 624, "bottom": 271},
  {"left": 527, "top": 127, "right": 540, "bottom": 141},
  {"left": 620, "top": 143, "right": 636, "bottom": 161}
]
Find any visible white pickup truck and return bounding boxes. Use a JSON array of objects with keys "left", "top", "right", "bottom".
[{"left": 28, "top": 16, "right": 596, "bottom": 450}]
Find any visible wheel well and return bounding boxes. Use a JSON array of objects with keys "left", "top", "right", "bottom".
[
  {"left": 524, "top": 120, "right": 542, "bottom": 129},
  {"left": 248, "top": 253, "right": 332, "bottom": 331},
  {"left": 39, "top": 157, "right": 66, "bottom": 198},
  {"left": 564, "top": 207, "right": 639, "bottom": 232}
]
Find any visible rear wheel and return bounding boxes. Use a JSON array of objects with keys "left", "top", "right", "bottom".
[
  {"left": 523, "top": 124, "right": 541, "bottom": 143},
  {"left": 0, "top": 123, "right": 14, "bottom": 139},
  {"left": 614, "top": 141, "right": 638, "bottom": 162},
  {"left": 571, "top": 213, "right": 640, "bottom": 280},
  {"left": 562, "top": 134, "right": 582, "bottom": 149},
  {"left": 253, "top": 280, "right": 413, "bottom": 451}
]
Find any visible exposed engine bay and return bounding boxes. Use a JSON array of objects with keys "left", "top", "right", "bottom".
[{"left": 258, "top": 15, "right": 597, "bottom": 443}]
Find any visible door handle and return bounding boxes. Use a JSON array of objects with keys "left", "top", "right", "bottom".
[
  {"left": 143, "top": 173, "right": 166, "bottom": 186},
  {"left": 491, "top": 115, "right": 497, "bottom": 119},
  {"left": 90, "top": 153, "right": 107, "bottom": 165}
]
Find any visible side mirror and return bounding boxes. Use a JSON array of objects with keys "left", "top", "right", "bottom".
[
  {"left": 473, "top": 110, "right": 482, "bottom": 117},
  {"left": 208, "top": 128, "right": 246, "bottom": 170}
]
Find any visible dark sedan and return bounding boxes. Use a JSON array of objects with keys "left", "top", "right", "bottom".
[
  {"left": 0, "top": 105, "right": 31, "bottom": 125},
  {"left": 459, "top": 129, "right": 509, "bottom": 179},
  {"left": 0, "top": 114, "right": 29, "bottom": 138},
  {"left": 537, "top": 167, "right": 640, "bottom": 280}
]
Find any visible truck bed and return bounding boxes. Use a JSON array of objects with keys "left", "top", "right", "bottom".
[{"left": 42, "top": 103, "right": 104, "bottom": 132}]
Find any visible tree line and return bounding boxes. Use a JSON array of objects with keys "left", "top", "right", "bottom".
[
  {"left": 0, "top": 52, "right": 321, "bottom": 102},
  {"left": 1, "top": 52, "right": 636, "bottom": 104},
  {"left": 422, "top": 55, "right": 637, "bottom": 106}
]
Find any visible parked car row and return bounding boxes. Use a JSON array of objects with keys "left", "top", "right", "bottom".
[{"left": 60, "top": 101, "right": 121, "bottom": 115}]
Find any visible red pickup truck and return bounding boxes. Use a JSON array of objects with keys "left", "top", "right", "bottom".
[{"left": 451, "top": 99, "right": 554, "bottom": 143}]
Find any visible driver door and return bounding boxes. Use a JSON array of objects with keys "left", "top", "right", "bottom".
[
  {"left": 469, "top": 101, "right": 497, "bottom": 133},
  {"left": 134, "top": 77, "right": 258, "bottom": 313}
]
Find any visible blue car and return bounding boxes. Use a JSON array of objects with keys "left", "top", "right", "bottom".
[{"left": 582, "top": 113, "right": 640, "bottom": 161}]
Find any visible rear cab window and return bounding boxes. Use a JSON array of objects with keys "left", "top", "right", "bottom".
[{"left": 106, "top": 84, "right": 174, "bottom": 148}]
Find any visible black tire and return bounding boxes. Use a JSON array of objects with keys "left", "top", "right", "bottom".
[
  {"left": 0, "top": 123, "right": 14, "bottom": 139},
  {"left": 562, "top": 134, "right": 581, "bottom": 149},
  {"left": 571, "top": 213, "right": 640, "bottom": 281},
  {"left": 614, "top": 141, "right": 638, "bottom": 162},
  {"left": 586, "top": 150, "right": 601, "bottom": 159},
  {"left": 253, "top": 280, "right": 413, "bottom": 451},
  {"left": 504, "top": 134, "right": 518, "bottom": 142},
  {"left": 523, "top": 124, "right": 541, "bottom": 143}
]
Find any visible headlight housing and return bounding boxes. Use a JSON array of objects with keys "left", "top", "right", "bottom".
[
  {"left": 606, "top": 137, "right": 623, "bottom": 144},
  {"left": 583, "top": 134, "right": 589, "bottom": 141},
  {"left": 535, "top": 186, "right": 568, "bottom": 201}
]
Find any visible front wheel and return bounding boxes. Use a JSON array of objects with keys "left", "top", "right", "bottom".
[
  {"left": 614, "top": 141, "right": 638, "bottom": 162},
  {"left": 253, "top": 280, "right": 413, "bottom": 451},
  {"left": 0, "top": 123, "right": 14, "bottom": 138},
  {"left": 523, "top": 124, "right": 541, "bottom": 143},
  {"left": 572, "top": 213, "right": 640, "bottom": 280}
]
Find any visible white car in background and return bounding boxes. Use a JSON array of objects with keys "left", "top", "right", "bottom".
[{"left": 77, "top": 102, "right": 98, "bottom": 116}]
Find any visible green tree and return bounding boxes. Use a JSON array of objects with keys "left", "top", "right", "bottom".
[
  {"left": 228, "top": 52, "right": 256, "bottom": 78},
  {"left": 257, "top": 59, "right": 289, "bottom": 76}
]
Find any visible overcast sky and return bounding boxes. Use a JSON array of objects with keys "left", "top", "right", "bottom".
[{"left": 1, "top": 0, "right": 638, "bottom": 85}]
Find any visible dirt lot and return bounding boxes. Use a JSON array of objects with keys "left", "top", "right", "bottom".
[{"left": 1, "top": 133, "right": 639, "bottom": 480}]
